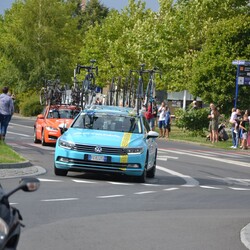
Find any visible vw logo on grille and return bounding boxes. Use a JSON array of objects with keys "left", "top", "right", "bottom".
[{"left": 94, "top": 146, "right": 102, "bottom": 153}]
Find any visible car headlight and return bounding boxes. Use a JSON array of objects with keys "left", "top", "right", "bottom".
[
  {"left": 58, "top": 139, "right": 75, "bottom": 149},
  {"left": 124, "top": 147, "right": 143, "bottom": 154},
  {"left": 45, "top": 126, "right": 58, "bottom": 131},
  {"left": 0, "top": 218, "right": 9, "bottom": 241}
]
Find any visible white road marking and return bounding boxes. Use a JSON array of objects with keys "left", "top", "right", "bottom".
[
  {"left": 142, "top": 183, "right": 161, "bottom": 187},
  {"left": 97, "top": 195, "right": 125, "bottom": 198},
  {"left": 72, "top": 179, "right": 97, "bottom": 184},
  {"left": 38, "top": 178, "right": 63, "bottom": 182},
  {"left": 157, "top": 165, "right": 199, "bottom": 187},
  {"left": 41, "top": 198, "right": 79, "bottom": 202},
  {"left": 107, "top": 182, "right": 134, "bottom": 185},
  {"left": 7, "top": 131, "right": 31, "bottom": 137},
  {"left": 163, "top": 187, "right": 179, "bottom": 191},
  {"left": 228, "top": 187, "right": 250, "bottom": 191},
  {"left": 200, "top": 186, "right": 222, "bottom": 190},
  {"left": 9, "top": 122, "right": 33, "bottom": 129},
  {"left": 134, "top": 191, "right": 157, "bottom": 195},
  {"left": 159, "top": 149, "right": 250, "bottom": 168},
  {"left": 157, "top": 156, "right": 179, "bottom": 161},
  {"left": 241, "top": 223, "right": 250, "bottom": 250}
]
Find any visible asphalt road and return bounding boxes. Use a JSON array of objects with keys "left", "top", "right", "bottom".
[{"left": 1, "top": 115, "right": 250, "bottom": 250}]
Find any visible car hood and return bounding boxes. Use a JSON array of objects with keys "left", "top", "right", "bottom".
[
  {"left": 46, "top": 119, "right": 73, "bottom": 129},
  {"left": 62, "top": 129, "right": 144, "bottom": 147}
]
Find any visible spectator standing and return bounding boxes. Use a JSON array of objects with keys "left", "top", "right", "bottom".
[
  {"left": 95, "top": 97, "right": 102, "bottom": 105},
  {"left": 229, "top": 108, "right": 241, "bottom": 149},
  {"left": 158, "top": 101, "right": 166, "bottom": 138},
  {"left": 152, "top": 101, "right": 158, "bottom": 129},
  {"left": 0, "top": 86, "right": 14, "bottom": 141},
  {"left": 164, "top": 106, "right": 171, "bottom": 140},
  {"left": 208, "top": 103, "right": 215, "bottom": 141},
  {"left": 210, "top": 106, "right": 220, "bottom": 143},
  {"left": 247, "top": 110, "right": 250, "bottom": 147},
  {"left": 145, "top": 103, "right": 155, "bottom": 130},
  {"left": 239, "top": 114, "right": 249, "bottom": 150}
]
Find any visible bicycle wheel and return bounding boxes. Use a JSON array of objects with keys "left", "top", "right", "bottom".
[
  {"left": 47, "top": 88, "right": 53, "bottom": 106},
  {"left": 39, "top": 88, "right": 46, "bottom": 106},
  {"left": 136, "top": 78, "right": 144, "bottom": 114}
]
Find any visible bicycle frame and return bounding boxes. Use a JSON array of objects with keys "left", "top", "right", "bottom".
[{"left": 75, "top": 60, "right": 98, "bottom": 109}]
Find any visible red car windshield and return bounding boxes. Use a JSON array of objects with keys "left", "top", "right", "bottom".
[{"left": 47, "top": 109, "right": 80, "bottom": 119}]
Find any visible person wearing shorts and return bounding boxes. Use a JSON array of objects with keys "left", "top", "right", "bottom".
[{"left": 158, "top": 102, "right": 166, "bottom": 138}]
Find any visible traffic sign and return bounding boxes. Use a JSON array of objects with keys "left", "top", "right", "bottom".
[{"left": 232, "top": 60, "right": 250, "bottom": 66}]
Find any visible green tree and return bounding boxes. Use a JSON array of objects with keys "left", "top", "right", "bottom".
[
  {"left": 0, "top": 0, "right": 82, "bottom": 92},
  {"left": 190, "top": 15, "right": 250, "bottom": 112}
]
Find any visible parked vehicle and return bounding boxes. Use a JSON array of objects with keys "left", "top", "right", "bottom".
[
  {"left": 0, "top": 177, "right": 40, "bottom": 250},
  {"left": 54, "top": 105, "right": 159, "bottom": 182},
  {"left": 34, "top": 104, "right": 81, "bottom": 146}
]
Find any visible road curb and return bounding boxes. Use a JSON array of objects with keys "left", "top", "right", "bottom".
[
  {"left": 0, "top": 160, "right": 32, "bottom": 169},
  {"left": 0, "top": 161, "right": 46, "bottom": 179}
]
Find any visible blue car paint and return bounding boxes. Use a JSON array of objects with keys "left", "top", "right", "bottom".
[{"left": 54, "top": 106, "right": 158, "bottom": 178}]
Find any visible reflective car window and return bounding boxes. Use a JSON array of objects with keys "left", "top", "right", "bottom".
[
  {"left": 47, "top": 109, "right": 79, "bottom": 119},
  {"left": 72, "top": 113, "right": 142, "bottom": 133}
]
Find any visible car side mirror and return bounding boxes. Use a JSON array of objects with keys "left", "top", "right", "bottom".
[
  {"left": 37, "top": 114, "right": 44, "bottom": 119},
  {"left": 146, "top": 131, "right": 159, "bottom": 139},
  {"left": 59, "top": 123, "right": 68, "bottom": 134}
]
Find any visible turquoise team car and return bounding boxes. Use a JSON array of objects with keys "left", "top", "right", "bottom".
[{"left": 54, "top": 105, "right": 159, "bottom": 182}]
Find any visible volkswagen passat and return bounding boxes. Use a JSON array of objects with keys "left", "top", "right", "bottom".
[{"left": 54, "top": 105, "right": 158, "bottom": 182}]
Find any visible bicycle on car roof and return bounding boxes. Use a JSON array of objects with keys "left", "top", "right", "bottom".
[
  {"left": 130, "top": 64, "right": 161, "bottom": 114},
  {"left": 75, "top": 59, "right": 99, "bottom": 109},
  {"left": 39, "top": 76, "right": 68, "bottom": 106}
]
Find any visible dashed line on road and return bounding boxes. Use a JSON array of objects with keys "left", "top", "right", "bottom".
[
  {"left": 163, "top": 187, "right": 179, "bottom": 191},
  {"left": 41, "top": 198, "right": 79, "bottom": 202},
  {"left": 199, "top": 186, "right": 222, "bottom": 190},
  {"left": 228, "top": 187, "right": 250, "bottom": 191},
  {"left": 72, "top": 179, "right": 97, "bottom": 184},
  {"left": 97, "top": 195, "right": 125, "bottom": 199},
  {"left": 134, "top": 191, "right": 157, "bottom": 195},
  {"left": 107, "top": 182, "right": 134, "bottom": 185},
  {"left": 38, "top": 178, "right": 63, "bottom": 182}
]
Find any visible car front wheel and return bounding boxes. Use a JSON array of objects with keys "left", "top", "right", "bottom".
[
  {"left": 54, "top": 165, "right": 68, "bottom": 176},
  {"left": 41, "top": 129, "right": 47, "bottom": 146},
  {"left": 135, "top": 155, "right": 148, "bottom": 183},
  {"left": 147, "top": 150, "right": 157, "bottom": 178},
  {"left": 33, "top": 128, "right": 39, "bottom": 143}
]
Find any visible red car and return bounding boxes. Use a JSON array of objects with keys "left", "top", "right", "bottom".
[{"left": 34, "top": 105, "right": 80, "bottom": 146}]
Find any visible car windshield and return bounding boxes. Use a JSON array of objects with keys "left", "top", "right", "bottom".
[
  {"left": 72, "top": 112, "right": 142, "bottom": 133},
  {"left": 47, "top": 109, "right": 79, "bottom": 119}
]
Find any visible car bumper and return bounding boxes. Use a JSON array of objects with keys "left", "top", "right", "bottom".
[{"left": 54, "top": 147, "right": 146, "bottom": 176}]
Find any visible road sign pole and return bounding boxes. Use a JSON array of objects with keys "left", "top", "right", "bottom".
[{"left": 234, "top": 65, "right": 240, "bottom": 108}]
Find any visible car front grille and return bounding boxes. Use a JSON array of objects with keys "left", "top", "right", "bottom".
[
  {"left": 67, "top": 158, "right": 128, "bottom": 169},
  {"left": 72, "top": 144, "right": 127, "bottom": 155}
]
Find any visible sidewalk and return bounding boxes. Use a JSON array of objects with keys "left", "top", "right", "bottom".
[{"left": 0, "top": 161, "right": 46, "bottom": 179}]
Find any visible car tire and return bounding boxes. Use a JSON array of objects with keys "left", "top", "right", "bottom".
[
  {"left": 41, "top": 130, "right": 47, "bottom": 146},
  {"left": 33, "top": 128, "right": 39, "bottom": 143},
  {"left": 54, "top": 165, "right": 68, "bottom": 176},
  {"left": 147, "top": 150, "right": 157, "bottom": 178},
  {"left": 135, "top": 155, "right": 148, "bottom": 183}
]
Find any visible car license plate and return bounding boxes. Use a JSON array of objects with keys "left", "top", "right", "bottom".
[{"left": 88, "top": 155, "right": 107, "bottom": 162}]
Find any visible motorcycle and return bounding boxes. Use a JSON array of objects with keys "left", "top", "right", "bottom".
[{"left": 0, "top": 177, "right": 40, "bottom": 250}]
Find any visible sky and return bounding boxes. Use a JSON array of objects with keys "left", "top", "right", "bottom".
[{"left": 0, "top": 0, "right": 159, "bottom": 15}]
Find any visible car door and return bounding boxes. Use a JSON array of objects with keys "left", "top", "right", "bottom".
[{"left": 142, "top": 117, "right": 155, "bottom": 168}]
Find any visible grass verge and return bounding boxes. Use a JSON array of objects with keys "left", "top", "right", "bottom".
[{"left": 0, "top": 141, "right": 26, "bottom": 164}]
